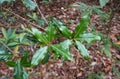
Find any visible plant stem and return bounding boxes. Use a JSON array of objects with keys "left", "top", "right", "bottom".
[
  {"left": 33, "top": 0, "right": 48, "bottom": 24},
  {"left": 2, "top": 8, "right": 45, "bottom": 32},
  {"left": 0, "top": 41, "right": 14, "bottom": 54}
]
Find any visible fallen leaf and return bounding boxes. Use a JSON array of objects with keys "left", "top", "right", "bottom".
[
  {"left": 115, "top": 41, "right": 120, "bottom": 45},
  {"left": 105, "top": 65, "right": 112, "bottom": 72}
]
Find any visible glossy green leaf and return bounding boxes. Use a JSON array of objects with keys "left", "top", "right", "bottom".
[
  {"left": 27, "top": 13, "right": 38, "bottom": 21},
  {"left": 35, "top": 33, "right": 48, "bottom": 44},
  {"left": 99, "top": 0, "right": 109, "bottom": 8},
  {"left": 37, "top": 19, "right": 45, "bottom": 26},
  {"left": 75, "top": 2, "right": 108, "bottom": 21},
  {"left": 1, "top": 28, "right": 7, "bottom": 39},
  {"left": 76, "top": 2, "right": 89, "bottom": 12},
  {"left": 0, "top": 0, "right": 15, "bottom": 4},
  {"left": 5, "top": 61, "right": 16, "bottom": 67},
  {"left": 31, "top": 27, "right": 49, "bottom": 44},
  {"left": 18, "top": 33, "right": 30, "bottom": 45},
  {"left": 43, "top": 0, "right": 51, "bottom": 4},
  {"left": 41, "top": 52, "right": 50, "bottom": 64},
  {"left": 46, "top": 23, "right": 56, "bottom": 42},
  {"left": 0, "top": 38, "right": 5, "bottom": 42},
  {"left": 14, "top": 61, "right": 29, "bottom": 79},
  {"left": 31, "top": 46, "right": 48, "bottom": 67},
  {"left": 75, "top": 41, "right": 90, "bottom": 60},
  {"left": 52, "top": 18, "right": 72, "bottom": 38},
  {"left": 21, "top": 25, "right": 32, "bottom": 34},
  {"left": 18, "top": 33, "right": 26, "bottom": 42},
  {"left": 76, "top": 33, "right": 101, "bottom": 43},
  {"left": 92, "top": 7, "right": 109, "bottom": 21},
  {"left": 14, "top": 61, "right": 23, "bottom": 79},
  {"left": 22, "top": 0, "right": 37, "bottom": 10},
  {"left": 7, "top": 42, "right": 18, "bottom": 47},
  {"left": 21, "top": 52, "right": 31, "bottom": 67},
  {"left": 22, "top": 26, "right": 38, "bottom": 43},
  {"left": 7, "top": 28, "right": 16, "bottom": 40},
  {"left": 51, "top": 40, "right": 73, "bottom": 61},
  {"left": 73, "top": 12, "right": 90, "bottom": 38},
  {"left": 0, "top": 50, "right": 12, "bottom": 61},
  {"left": 31, "top": 27, "right": 41, "bottom": 34},
  {"left": 102, "top": 43, "right": 111, "bottom": 58},
  {"left": 99, "top": 34, "right": 112, "bottom": 58},
  {"left": 23, "top": 68, "right": 29, "bottom": 79}
]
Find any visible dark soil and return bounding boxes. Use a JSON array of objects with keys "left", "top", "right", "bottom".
[{"left": 0, "top": 0, "right": 120, "bottom": 79}]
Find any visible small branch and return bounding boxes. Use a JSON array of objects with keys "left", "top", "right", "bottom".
[
  {"left": 2, "top": 8, "right": 45, "bottom": 32},
  {"left": 0, "top": 41, "right": 14, "bottom": 54},
  {"left": 0, "top": 22, "right": 6, "bottom": 28},
  {"left": 33, "top": 0, "right": 48, "bottom": 24}
]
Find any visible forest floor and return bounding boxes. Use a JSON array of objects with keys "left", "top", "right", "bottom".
[{"left": 0, "top": 0, "right": 120, "bottom": 79}]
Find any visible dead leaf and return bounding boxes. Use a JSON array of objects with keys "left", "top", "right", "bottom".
[{"left": 115, "top": 41, "right": 120, "bottom": 45}]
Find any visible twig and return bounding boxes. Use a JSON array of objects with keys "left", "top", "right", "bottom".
[
  {"left": 0, "top": 22, "right": 6, "bottom": 28},
  {"left": 2, "top": 8, "right": 45, "bottom": 31},
  {"left": 33, "top": 0, "right": 48, "bottom": 24},
  {"left": 0, "top": 41, "right": 14, "bottom": 54}
]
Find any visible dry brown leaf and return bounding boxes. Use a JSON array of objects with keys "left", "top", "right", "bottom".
[{"left": 115, "top": 41, "right": 120, "bottom": 45}]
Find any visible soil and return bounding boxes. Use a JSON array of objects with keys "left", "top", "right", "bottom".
[{"left": 0, "top": 0, "right": 120, "bottom": 79}]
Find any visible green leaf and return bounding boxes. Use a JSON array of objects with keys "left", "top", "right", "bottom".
[
  {"left": 31, "top": 27, "right": 49, "bottom": 44},
  {"left": 5, "top": 28, "right": 17, "bottom": 40},
  {"left": 75, "top": 41, "right": 90, "bottom": 60},
  {"left": 102, "top": 43, "right": 111, "bottom": 58},
  {"left": 73, "top": 12, "right": 90, "bottom": 38},
  {"left": 17, "top": 33, "right": 30, "bottom": 45},
  {"left": 99, "top": 34, "right": 112, "bottom": 58},
  {"left": 99, "top": 0, "right": 109, "bottom": 8},
  {"left": 46, "top": 23, "right": 56, "bottom": 42},
  {"left": 51, "top": 40, "right": 73, "bottom": 61},
  {"left": 76, "top": 33, "right": 101, "bottom": 43},
  {"left": 7, "top": 42, "right": 18, "bottom": 47},
  {"left": 0, "top": 38, "right": 5, "bottom": 42},
  {"left": 31, "top": 27, "right": 41, "bottom": 34},
  {"left": 76, "top": 2, "right": 89, "bottom": 12},
  {"left": 21, "top": 52, "right": 31, "bottom": 67},
  {"left": 37, "top": 19, "right": 45, "bottom": 26},
  {"left": 31, "top": 46, "right": 48, "bottom": 67},
  {"left": 92, "top": 7, "right": 109, "bottom": 21},
  {"left": 43, "top": 0, "right": 51, "bottom": 4},
  {"left": 52, "top": 18, "right": 72, "bottom": 38},
  {"left": 27, "top": 13, "right": 38, "bottom": 21},
  {"left": 7, "top": 28, "right": 15, "bottom": 38},
  {"left": 1, "top": 28, "right": 7, "bottom": 39},
  {"left": 41, "top": 52, "right": 50, "bottom": 64},
  {"left": 14, "top": 61, "right": 29, "bottom": 79},
  {"left": 23, "top": 68, "right": 29, "bottom": 79},
  {"left": 18, "top": 33, "right": 26, "bottom": 42},
  {"left": 0, "top": 50, "right": 12, "bottom": 61},
  {"left": 22, "top": 0, "right": 37, "bottom": 10},
  {"left": 21, "top": 25, "right": 32, "bottom": 34},
  {"left": 0, "top": 0, "right": 15, "bottom": 4},
  {"left": 112, "top": 65, "right": 120, "bottom": 78},
  {"left": 14, "top": 61, "right": 23, "bottom": 79},
  {"left": 5, "top": 61, "right": 16, "bottom": 67}
]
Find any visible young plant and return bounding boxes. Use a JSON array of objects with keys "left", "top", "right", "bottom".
[
  {"left": 0, "top": 28, "right": 30, "bottom": 79},
  {"left": 73, "top": 1, "right": 114, "bottom": 58},
  {"left": 21, "top": 12, "right": 101, "bottom": 67},
  {"left": 73, "top": 2, "right": 109, "bottom": 22},
  {"left": 0, "top": 12, "right": 101, "bottom": 79},
  {"left": 99, "top": 0, "right": 109, "bottom": 8}
]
